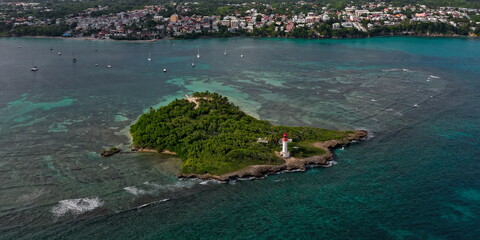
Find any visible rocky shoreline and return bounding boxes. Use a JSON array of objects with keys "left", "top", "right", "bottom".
[{"left": 178, "top": 130, "right": 368, "bottom": 181}]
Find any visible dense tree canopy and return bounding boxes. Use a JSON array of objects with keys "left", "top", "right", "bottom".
[{"left": 130, "top": 92, "right": 352, "bottom": 175}]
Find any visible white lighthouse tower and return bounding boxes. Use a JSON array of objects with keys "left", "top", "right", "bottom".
[{"left": 281, "top": 133, "right": 291, "bottom": 158}]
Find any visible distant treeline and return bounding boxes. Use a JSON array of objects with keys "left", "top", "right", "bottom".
[{"left": 6, "top": 24, "right": 70, "bottom": 36}]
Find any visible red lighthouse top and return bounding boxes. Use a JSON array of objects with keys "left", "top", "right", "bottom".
[{"left": 282, "top": 133, "right": 288, "bottom": 141}]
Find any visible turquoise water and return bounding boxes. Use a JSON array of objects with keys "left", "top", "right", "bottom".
[{"left": 0, "top": 37, "right": 479, "bottom": 239}]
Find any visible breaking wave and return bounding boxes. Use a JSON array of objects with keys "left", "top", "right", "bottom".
[
  {"left": 124, "top": 186, "right": 147, "bottom": 196},
  {"left": 51, "top": 197, "right": 103, "bottom": 217}
]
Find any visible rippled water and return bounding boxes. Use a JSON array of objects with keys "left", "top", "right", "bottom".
[{"left": 0, "top": 37, "right": 479, "bottom": 239}]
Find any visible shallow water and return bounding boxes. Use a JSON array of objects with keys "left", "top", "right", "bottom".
[{"left": 0, "top": 37, "right": 479, "bottom": 239}]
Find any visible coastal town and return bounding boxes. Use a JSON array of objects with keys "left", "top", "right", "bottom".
[{"left": 1, "top": 1, "right": 480, "bottom": 39}]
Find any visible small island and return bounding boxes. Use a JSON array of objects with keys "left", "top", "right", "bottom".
[{"left": 130, "top": 92, "right": 367, "bottom": 181}]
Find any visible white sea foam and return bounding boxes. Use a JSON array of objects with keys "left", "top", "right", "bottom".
[
  {"left": 124, "top": 186, "right": 147, "bottom": 196},
  {"left": 381, "top": 68, "right": 400, "bottom": 72},
  {"left": 199, "top": 179, "right": 223, "bottom": 185},
  {"left": 19, "top": 188, "right": 45, "bottom": 203},
  {"left": 136, "top": 198, "right": 170, "bottom": 209},
  {"left": 355, "top": 128, "right": 374, "bottom": 140},
  {"left": 237, "top": 177, "right": 257, "bottom": 181},
  {"left": 99, "top": 163, "right": 109, "bottom": 170},
  {"left": 143, "top": 180, "right": 197, "bottom": 190},
  {"left": 52, "top": 197, "right": 103, "bottom": 217}
]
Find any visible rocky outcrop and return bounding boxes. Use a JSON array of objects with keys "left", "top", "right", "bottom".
[
  {"left": 178, "top": 130, "right": 368, "bottom": 181},
  {"left": 100, "top": 147, "right": 121, "bottom": 157}
]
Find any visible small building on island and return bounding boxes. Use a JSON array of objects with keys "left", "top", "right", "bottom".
[{"left": 281, "top": 133, "right": 292, "bottom": 158}]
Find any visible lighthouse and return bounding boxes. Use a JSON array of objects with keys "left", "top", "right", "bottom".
[{"left": 281, "top": 133, "right": 291, "bottom": 158}]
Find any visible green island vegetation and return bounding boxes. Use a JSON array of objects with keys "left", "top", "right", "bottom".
[{"left": 130, "top": 92, "right": 352, "bottom": 175}]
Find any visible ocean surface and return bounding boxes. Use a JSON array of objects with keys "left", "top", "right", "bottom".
[{"left": 0, "top": 37, "right": 479, "bottom": 239}]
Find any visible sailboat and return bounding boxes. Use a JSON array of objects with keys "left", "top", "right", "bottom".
[
  {"left": 107, "top": 56, "right": 112, "bottom": 68},
  {"left": 57, "top": 52, "right": 61, "bottom": 56},
  {"left": 196, "top": 48, "right": 200, "bottom": 58},
  {"left": 72, "top": 50, "right": 77, "bottom": 62},
  {"left": 224, "top": 48, "right": 227, "bottom": 56},
  {"left": 30, "top": 57, "right": 38, "bottom": 71},
  {"left": 147, "top": 52, "right": 151, "bottom": 61}
]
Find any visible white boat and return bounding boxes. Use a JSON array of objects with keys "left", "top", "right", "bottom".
[
  {"left": 107, "top": 65, "right": 112, "bottom": 68},
  {"left": 192, "top": 62, "right": 196, "bottom": 67},
  {"left": 224, "top": 48, "right": 227, "bottom": 55},
  {"left": 57, "top": 52, "right": 61, "bottom": 56},
  {"left": 163, "top": 68, "right": 167, "bottom": 72},
  {"left": 147, "top": 52, "right": 151, "bottom": 61},
  {"left": 197, "top": 48, "right": 200, "bottom": 58},
  {"left": 240, "top": 54, "right": 244, "bottom": 58},
  {"left": 30, "top": 57, "right": 38, "bottom": 71}
]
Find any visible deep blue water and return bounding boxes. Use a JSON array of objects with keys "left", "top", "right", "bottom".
[{"left": 0, "top": 37, "right": 479, "bottom": 239}]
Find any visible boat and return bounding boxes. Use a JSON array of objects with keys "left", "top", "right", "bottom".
[
  {"left": 147, "top": 52, "right": 151, "bottom": 61},
  {"left": 163, "top": 68, "right": 167, "bottom": 72},
  {"left": 95, "top": 63, "right": 99, "bottom": 66},
  {"left": 30, "top": 57, "right": 38, "bottom": 71},
  {"left": 107, "top": 56, "right": 112, "bottom": 68},
  {"left": 57, "top": 52, "right": 61, "bottom": 56},
  {"left": 224, "top": 48, "right": 227, "bottom": 55},
  {"left": 72, "top": 50, "right": 77, "bottom": 62},
  {"left": 196, "top": 48, "right": 200, "bottom": 58},
  {"left": 192, "top": 62, "right": 196, "bottom": 67},
  {"left": 240, "top": 54, "right": 244, "bottom": 58}
]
